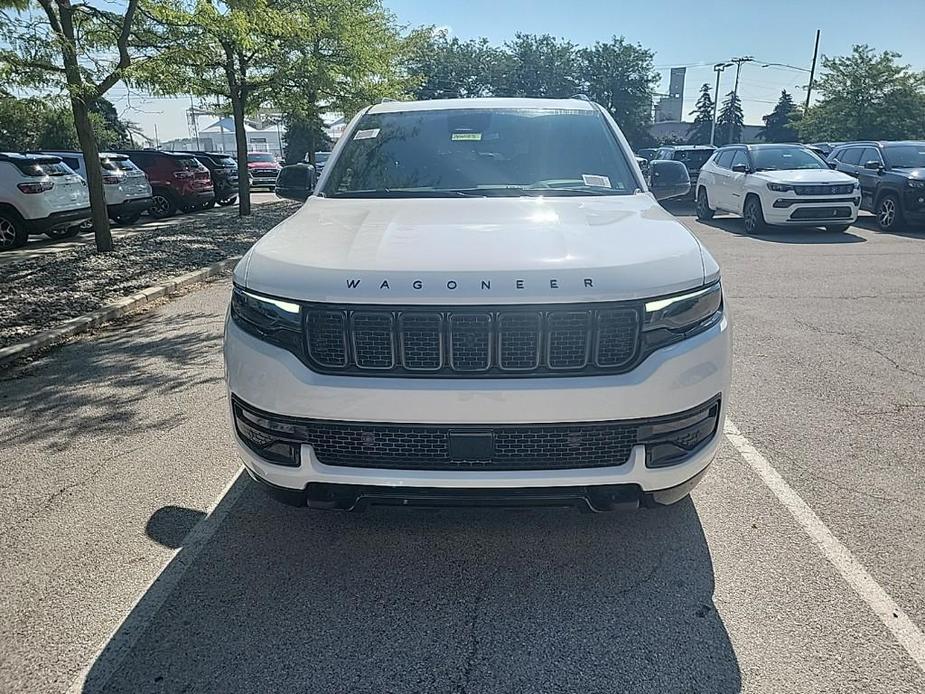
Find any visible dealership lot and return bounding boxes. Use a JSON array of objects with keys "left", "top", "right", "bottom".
[{"left": 1, "top": 207, "right": 924, "bottom": 693}]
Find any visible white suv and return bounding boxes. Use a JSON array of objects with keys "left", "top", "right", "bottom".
[
  {"left": 223, "top": 98, "right": 731, "bottom": 512},
  {"left": 696, "top": 144, "right": 860, "bottom": 233},
  {"left": 0, "top": 152, "right": 90, "bottom": 250},
  {"left": 39, "top": 151, "right": 153, "bottom": 225}
]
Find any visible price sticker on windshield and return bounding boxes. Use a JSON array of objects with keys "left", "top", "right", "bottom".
[
  {"left": 353, "top": 128, "right": 380, "bottom": 140},
  {"left": 582, "top": 174, "right": 612, "bottom": 188},
  {"left": 451, "top": 132, "right": 482, "bottom": 141}
]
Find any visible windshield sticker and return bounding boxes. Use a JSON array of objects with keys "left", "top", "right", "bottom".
[
  {"left": 353, "top": 128, "right": 380, "bottom": 140},
  {"left": 451, "top": 132, "right": 482, "bottom": 141},
  {"left": 582, "top": 174, "right": 611, "bottom": 188}
]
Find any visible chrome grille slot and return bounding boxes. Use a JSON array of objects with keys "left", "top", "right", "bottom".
[
  {"left": 546, "top": 311, "right": 591, "bottom": 369},
  {"left": 498, "top": 312, "right": 541, "bottom": 370},
  {"left": 306, "top": 310, "right": 348, "bottom": 367},
  {"left": 351, "top": 312, "right": 395, "bottom": 369},
  {"left": 399, "top": 313, "right": 443, "bottom": 371},
  {"left": 449, "top": 313, "right": 492, "bottom": 371}
]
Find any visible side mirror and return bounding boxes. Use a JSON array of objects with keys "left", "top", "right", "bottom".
[
  {"left": 274, "top": 164, "right": 316, "bottom": 201},
  {"left": 828, "top": 161, "right": 837, "bottom": 169},
  {"left": 863, "top": 160, "right": 882, "bottom": 171},
  {"left": 648, "top": 159, "right": 691, "bottom": 201},
  {"left": 731, "top": 163, "right": 749, "bottom": 173}
]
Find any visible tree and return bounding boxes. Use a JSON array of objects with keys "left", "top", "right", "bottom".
[
  {"left": 281, "top": 111, "right": 330, "bottom": 165},
  {"left": 0, "top": 0, "right": 141, "bottom": 251},
  {"left": 406, "top": 30, "right": 503, "bottom": 100},
  {"left": 578, "top": 36, "right": 658, "bottom": 149},
  {"left": 0, "top": 96, "right": 128, "bottom": 150},
  {"left": 687, "top": 83, "right": 714, "bottom": 145},
  {"left": 715, "top": 90, "right": 743, "bottom": 146},
  {"left": 495, "top": 33, "right": 579, "bottom": 98},
  {"left": 799, "top": 45, "right": 925, "bottom": 141},
  {"left": 758, "top": 90, "right": 799, "bottom": 143}
]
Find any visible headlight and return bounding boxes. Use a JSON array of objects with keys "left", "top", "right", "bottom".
[
  {"left": 230, "top": 286, "right": 303, "bottom": 355},
  {"left": 767, "top": 182, "right": 792, "bottom": 192},
  {"left": 908, "top": 180, "right": 925, "bottom": 189},
  {"left": 642, "top": 282, "right": 723, "bottom": 352}
]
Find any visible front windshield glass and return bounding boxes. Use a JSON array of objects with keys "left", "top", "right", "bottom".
[
  {"left": 884, "top": 145, "right": 925, "bottom": 168},
  {"left": 323, "top": 107, "right": 638, "bottom": 198},
  {"left": 752, "top": 147, "right": 827, "bottom": 171},
  {"left": 247, "top": 152, "right": 276, "bottom": 163}
]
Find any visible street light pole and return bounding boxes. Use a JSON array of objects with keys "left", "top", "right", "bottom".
[
  {"left": 711, "top": 62, "right": 733, "bottom": 147},
  {"left": 805, "top": 29, "right": 821, "bottom": 113}
]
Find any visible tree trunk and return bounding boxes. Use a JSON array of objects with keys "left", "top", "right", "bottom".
[
  {"left": 71, "top": 97, "right": 113, "bottom": 252},
  {"left": 231, "top": 91, "right": 251, "bottom": 216}
]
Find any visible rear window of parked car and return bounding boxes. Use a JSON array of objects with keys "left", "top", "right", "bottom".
[
  {"left": 101, "top": 158, "right": 140, "bottom": 172},
  {"left": 16, "top": 160, "right": 73, "bottom": 177}
]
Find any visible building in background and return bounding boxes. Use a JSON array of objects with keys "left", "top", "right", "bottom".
[{"left": 654, "top": 67, "right": 686, "bottom": 123}]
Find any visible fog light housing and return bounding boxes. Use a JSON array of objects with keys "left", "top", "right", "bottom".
[
  {"left": 234, "top": 404, "right": 301, "bottom": 467},
  {"left": 639, "top": 399, "right": 721, "bottom": 468},
  {"left": 772, "top": 198, "right": 790, "bottom": 208}
]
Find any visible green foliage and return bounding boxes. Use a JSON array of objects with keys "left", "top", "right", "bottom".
[
  {"left": 687, "top": 83, "right": 714, "bottom": 145},
  {"left": 799, "top": 45, "right": 925, "bottom": 141},
  {"left": 758, "top": 90, "right": 799, "bottom": 143},
  {"left": 282, "top": 111, "right": 331, "bottom": 164},
  {"left": 406, "top": 29, "right": 504, "bottom": 100},
  {"left": 496, "top": 33, "right": 579, "bottom": 98},
  {"left": 715, "top": 91, "right": 743, "bottom": 146},
  {"left": 0, "top": 96, "right": 131, "bottom": 150}
]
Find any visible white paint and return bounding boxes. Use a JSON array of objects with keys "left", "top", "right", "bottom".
[
  {"left": 724, "top": 418, "right": 925, "bottom": 672},
  {"left": 67, "top": 469, "right": 248, "bottom": 693}
]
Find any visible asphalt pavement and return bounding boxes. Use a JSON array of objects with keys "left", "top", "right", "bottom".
[{"left": 1, "top": 205, "right": 924, "bottom": 693}]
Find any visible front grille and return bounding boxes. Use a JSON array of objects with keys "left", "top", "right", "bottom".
[
  {"left": 305, "top": 304, "right": 641, "bottom": 377},
  {"left": 793, "top": 184, "right": 855, "bottom": 196},
  {"left": 232, "top": 396, "right": 722, "bottom": 471},
  {"left": 790, "top": 206, "right": 853, "bottom": 220}
]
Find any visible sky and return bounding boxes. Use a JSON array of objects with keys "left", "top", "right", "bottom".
[{"left": 113, "top": 0, "right": 925, "bottom": 142}]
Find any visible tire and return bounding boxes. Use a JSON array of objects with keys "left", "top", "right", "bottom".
[
  {"left": 217, "top": 196, "right": 237, "bottom": 207},
  {"left": 148, "top": 191, "right": 177, "bottom": 219},
  {"left": 696, "top": 188, "right": 714, "bottom": 221},
  {"left": 875, "top": 193, "right": 905, "bottom": 231},
  {"left": 202, "top": 198, "right": 216, "bottom": 209},
  {"left": 44, "top": 225, "right": 81, "bottom": 240},
  {"left": 743, "top": 195, "right": 767, "bottom": 234},
  {"left": 825, "top": 224, "right": 852, "bottom": 233},
  {"left": 0, "top": 212, "right": 27, "bottom": 251},
  {"left": 113, "top": 212, "right": 142, "bottom": 225}
]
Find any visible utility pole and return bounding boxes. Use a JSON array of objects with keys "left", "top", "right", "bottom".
[
  {"left": 728, "top": 56, "right": 754, "bottom": 144},
  {"left": 805, "top": 29, "right": 821, "bottom": 113},
  {"left": 711, "top": 62, "right": 733, "bottom": 146}
]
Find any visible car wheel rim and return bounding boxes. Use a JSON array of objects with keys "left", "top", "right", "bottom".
[
  {"left": 745, "top": 205, "right": 757, "bottom": 232},
  {"left": 697, "top": 193, "right": 707, "bottom": 215},
  {"left": 879, "top": 199, "right": 895, "bottom": 227},
  {"left": 151, "top": 196, "right": 170, "bottom": 216},
  {"left": 0, "top": 218, "right": 15, "bottom": 247}
]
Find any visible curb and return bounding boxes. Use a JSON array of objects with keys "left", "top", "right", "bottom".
[{"left": 0, "top": 256, "right": 241, "bottom": 367}]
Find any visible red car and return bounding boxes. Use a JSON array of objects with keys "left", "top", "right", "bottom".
[
  {"left": 246, "top": 152, "right": 282, "bottom": 190},
  {"left": 115, "top": 150, "right": 214, "bottom": 218}
]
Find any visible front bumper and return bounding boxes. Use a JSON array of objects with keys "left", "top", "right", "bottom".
[
  {"left": 224, "top": 311, "right": 731, "bottom": 498},
  {"left": 764, "top": 196, "right": 859, "bottom": 225}
]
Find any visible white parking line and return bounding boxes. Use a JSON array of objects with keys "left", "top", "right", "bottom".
[
  {"left": 66, "top": 469, "right": 248, "bottom": 693},
  {"left": 724, "top": 418, "right": 925, "bottom": 672}
]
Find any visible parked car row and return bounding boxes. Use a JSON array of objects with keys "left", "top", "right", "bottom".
[{"left": 643, "top": 139, "right": 924, "bottom": 234}]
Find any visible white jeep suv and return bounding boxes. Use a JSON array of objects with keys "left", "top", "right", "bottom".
[
  {"left": 696, "top": 144, "right": 860, "bottom": 233},
  {"left": 39, "top": 151, "right": 153, "bottom": 225},
  {"left": 224, "top": 97, "right": 731, "bottom": 512},
  {"left": 0, "top": 152, "right": 90, "bottom": 250}
]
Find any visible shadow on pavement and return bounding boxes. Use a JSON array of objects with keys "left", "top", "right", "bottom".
[
  {"left": 851, "top": 215, "right": 925, "bottom": 240},
  {"left": 146, "top": 505, "right": 208, "bottom": 550},
  {"left": 698, "top": 217, "right": 866, "bottom": 244},
  {"left": 0, "top": 309, "right": 224, "bottom": 451},
  {"left": 82, "top": 479, "right": 742, "bottom": 693}
]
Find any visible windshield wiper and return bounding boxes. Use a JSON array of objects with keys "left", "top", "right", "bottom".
[{"left": 327, "top": 189, "right": 468, "bottom": 199}]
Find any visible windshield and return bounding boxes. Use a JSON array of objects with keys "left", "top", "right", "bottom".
[
  {"left": 884, "top": 145, "right": 925, "bottom": 168},
  {"left": 752, "top": 147, "right": 827, "bottom": 171},
  {"left": 323, "top": 107, "right": 637, "bottom": 198},
  {"left": 247, "top": 152, "right": 276, "bottom": 163},
  {"left": 673, "top": 150, "right": 714, "bottom": 170},
  {"left": 101, "top": 158, "right": 139, "bottom": 172}
]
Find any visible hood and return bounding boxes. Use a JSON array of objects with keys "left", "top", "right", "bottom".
[
  {"left": 752, "top": 169, "right": 855, "bottom": 184},
  {"left": 237, "top": 194, "right": 713, "bottom": 305},
  {"left": 897, "top": 167, "right": 925, "bottom": 181},
  {"left": 247, "top": 161, "right": 280, "bottom": 170}
]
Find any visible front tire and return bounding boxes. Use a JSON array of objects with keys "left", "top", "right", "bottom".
[
  {"left": 217, "top": 196, "right": 237, "bottom": 207},
  {"left": 876, "top": 194, "right": 905, "bottom": 231},
  {"left": 44, "top": 225, "right": 81, "bottom": 240},
  {"left": 743, "top": 195, "right": 767, "bottom": 234},
  {"left": 0, "top": 212, "right": 27, "bottom": 251},
  {"left": 113, "top": 212, "right": 142, "bottom": 225},
  {"left": 696, "top": 188, "right": 715, "bottom": 221}
]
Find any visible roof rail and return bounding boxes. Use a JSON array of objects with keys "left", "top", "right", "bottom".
[
  {"left": 571, "top": 94, "right": 593, "bottom": 102},
  {"left": 380, "top": 97, "right": 399, "bottom": 103}
]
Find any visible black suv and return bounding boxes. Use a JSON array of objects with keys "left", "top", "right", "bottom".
[
  {"left": 827, "top": 141, "right": 925, "bottom": 231},
  {"left": 652, "top": 145, "right": 716, "bottom": 200},
  {"left": 178, "top": 151, "right": 240, "bottom": 206}
]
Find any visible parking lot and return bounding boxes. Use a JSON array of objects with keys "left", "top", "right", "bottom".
[{"left": 1, "top": 203, "right": 924, "bottom": 693}]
